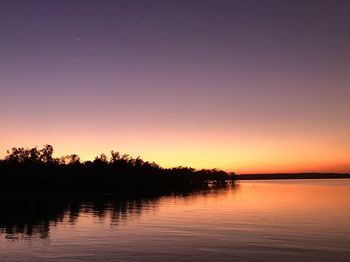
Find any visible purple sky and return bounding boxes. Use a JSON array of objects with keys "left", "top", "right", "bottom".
[{"left": 1, "top": 0, "right": 350, "bottom": 173}]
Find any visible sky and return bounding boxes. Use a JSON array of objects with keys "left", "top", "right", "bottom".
[{"left": 1, "top": 0, "right": 349, "bottom": 173}]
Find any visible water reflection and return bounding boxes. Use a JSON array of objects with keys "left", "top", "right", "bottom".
[
  {"left": 1, "top": 180, "right": 350, "bottom": 262},
  {"left": 0, "top": 184, "right": 237, "bottom": 240}
]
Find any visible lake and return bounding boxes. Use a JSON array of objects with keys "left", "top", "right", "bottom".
[{"left": 1, "top": 179, "right": 350, "bottom": 261}]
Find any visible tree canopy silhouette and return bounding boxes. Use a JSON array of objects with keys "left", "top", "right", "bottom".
[{"left": 0, "top": 145, "right": 235, "bottom": 195}]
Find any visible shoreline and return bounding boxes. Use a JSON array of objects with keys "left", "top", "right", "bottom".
[{"left": 235, "top": 173, "right": 350, "bottom": 180}]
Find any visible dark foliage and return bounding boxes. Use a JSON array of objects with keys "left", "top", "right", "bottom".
[{"left": 0, "top": 145, "right": 235, "bottom": 194}]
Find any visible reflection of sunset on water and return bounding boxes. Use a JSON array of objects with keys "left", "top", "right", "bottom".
[{"left": 1, "top": 180, "right": 350, "bottom": 261}]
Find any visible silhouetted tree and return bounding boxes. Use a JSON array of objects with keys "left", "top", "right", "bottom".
[
  {"left": 110, "top": 151, "right": 121, "bottom": 163},
  {"left": 93, "top": 153, "right": 108, "bottom": 165},
  {"left": 40, "top": 145, "right": 54, "bottom": 163},
  {"left": 29, "top": 147, "right": 40, "bottom": 163},
  {"left": 59, "top": 154, "right": 80, "bottom": 165},
  {"left": 0, "top": 145, "right": 235, "bottom": 194}
]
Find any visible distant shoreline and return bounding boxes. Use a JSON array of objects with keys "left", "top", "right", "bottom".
[{"left": 236, "top": 173, "right": 350, "bottom": 180}]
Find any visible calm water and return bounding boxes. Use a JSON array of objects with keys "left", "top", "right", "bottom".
[{"left": 1, "top": 179, "right": 350, "bottom": 261}]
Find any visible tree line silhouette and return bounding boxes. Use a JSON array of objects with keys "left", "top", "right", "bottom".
[{"left": 0, "top": 145, "right": 235, "bottom": 195}]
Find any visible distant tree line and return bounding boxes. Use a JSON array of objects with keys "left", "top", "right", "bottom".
[{"left": 0, "top": 145, "right": 235, "bottom": 195}]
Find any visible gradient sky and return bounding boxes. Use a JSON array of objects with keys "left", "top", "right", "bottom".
[{"left": 1, "top": 0, "right": 350, "bottom": 173}]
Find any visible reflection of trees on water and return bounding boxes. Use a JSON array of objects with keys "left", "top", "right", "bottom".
[
  {"left": 0, "top": 184, "right": 238, "bottom": 240},
  {"left": 0, "top": 197, "right": 159, "bottom": 240}
]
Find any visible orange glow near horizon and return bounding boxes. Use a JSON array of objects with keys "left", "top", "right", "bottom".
[
  {"left": 1, "top": 1, "right": 350, "bottom": 175},
  {"left": 1, "top": 126, "right": 349, "bottom": 174}
]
